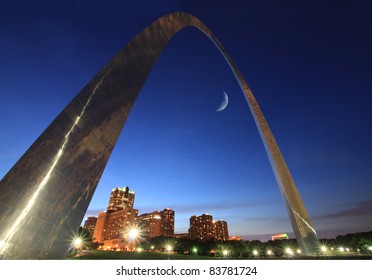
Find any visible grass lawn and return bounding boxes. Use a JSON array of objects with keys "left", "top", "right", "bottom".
[{"left": 67, "top": 250, "right": 218, "bottom": 260}]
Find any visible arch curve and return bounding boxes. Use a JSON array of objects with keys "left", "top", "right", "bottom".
[{"left": 0, "top": 12, "right": 318, "bottom": 259}]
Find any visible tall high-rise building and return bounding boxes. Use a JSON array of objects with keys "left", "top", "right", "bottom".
[
  {"left": 215, "top": 220, "right": 229, "bottom": 241},
  {"left": 107, "top": 186, "right": 135, "bottom": 212},
  {"left": 138, "top": 208, "right": 174, "bottom": 238},
  {"left": 92, "top": 187, "right": 138, "bottom": 250},
  {"left": 160, "top": 208, "right": 175, "bottom": 237},
  {"left": 83, "top": 216, "right": 98, "bottom": 238},
  {"left": 189, "top": 214, "right": 229, "bottom": 241},
  {"left": 189, "top": 214, "right": 215, "bottom": 240}
]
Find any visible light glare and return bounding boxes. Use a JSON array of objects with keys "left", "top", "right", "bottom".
[
  {"left": 73, "top": 237, "right": 82, "bottom": 247},
  {"left": 285, "top": 248, "right": 293, "bottom": 255}
]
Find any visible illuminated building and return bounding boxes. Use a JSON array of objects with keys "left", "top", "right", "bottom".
[
  {"left": 107, "top": 187, "right": 135, "bottom": 212},
  {"left": 189, "top": 214, "right": 215, "bottom": 240},
  {"left": 215, "top": 220, "right": 229, "bottom": 241},
  {"left": 92, "top": 187, "right": 138, "bottom": 250},
  {"left": 103, "top": 208, "right": 138, "bottom": 241},
  {"left": 230, "top": 235, "right": 242, "bottom": 241},
  {"left": 83, "top": 216, "right": 97, "bottom": 238},
  {"left": 93, "top": 212, "right": 109, "bottom": 243},
  {"left": 138, "top": 211, "right": 162, "bottom": 238},
  {"left": 138, "top": 208, "right": 174, "bottom": 238},
  {"left": 161, "top": 208, "right": 175, "bottom": 237},
  {"left": 272, "top": 233, "right": 289, "bottom": 241},
  {"left": 189, "top": 214, "right": 229, "bottom": 240}
]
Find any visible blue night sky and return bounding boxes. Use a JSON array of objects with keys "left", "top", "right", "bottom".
[{"left": 1, "top": 1, "right": 371, "bottom": 241}]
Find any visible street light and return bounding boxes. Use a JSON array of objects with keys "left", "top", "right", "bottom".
[
  {"left": 166, "top": 245, "right": 172, "bottom": 253},
  {"left": 267, "top": 250, "right": 273, "bottom": 256},
  {"left": 72, "top": 237, "right": 83, "bottom": 255},
  {"left": 222, "top": 249, "right": 229, "bottom": 257},
  {"left": 73, "top": 237, "right": 82, "bottom": 248},
  {"left": 253, "top": 250, "right": 259, "bottom": 257},
  {"left": 128, "top": 228, "right": 139, "bottom": 241},
  {"left": 285, "top": 248, "right": 294, "bottom": 257},
  {"left": 125, "top": 226, "right": 141, "bottom": 251},
  {"left": 192, "top": 247, "right": 198, "bottom": 255}
]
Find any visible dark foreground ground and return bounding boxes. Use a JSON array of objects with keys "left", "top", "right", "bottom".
[{"left": 67, "top": 250, "right": 372, "bottom": 260}]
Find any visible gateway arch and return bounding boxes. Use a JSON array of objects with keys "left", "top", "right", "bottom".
[{"left": 0, "top": 12, "right": 319, "bottom": 259}]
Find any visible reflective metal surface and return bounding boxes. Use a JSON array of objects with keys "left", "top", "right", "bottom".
[{"left": 0, "top": 12, "right": 319, "bottom": 259}]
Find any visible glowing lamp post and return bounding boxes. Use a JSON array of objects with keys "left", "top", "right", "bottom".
[
  {"left": 166, "top": 245, "right": 172, "bottom": 253},
  {"left": 128, "top": 229, "right": 139, "bottom": 241},
  {"left": 285, "top": 248, "right": 294, "bottom": 258},
  {"left": 126, "top": 227, "right": 140, "bottom": 251},
  {"left": 192, "top": 247, "right": 198, "bottom": 255},
  {"left": 72, "top": 237, "right": 82, "bottom": 255},
  {"left": 320, "top": 245, "right": 328, "bottom": 254},
  {"left": 165, "top": 244, "right": 173, "bottom": 259},
  {"left": 222, "top": 249, "right": 229, "bottom": 258}
]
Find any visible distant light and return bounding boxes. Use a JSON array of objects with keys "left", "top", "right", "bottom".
[
  {"left": 346, "top": 248, "right": 350, "bottom": 252},
  {"left": 253, "top": 250, "right": 258, "bottom": 256},
  {"left": 192, "top": 247, "right": 198, "bottom": 253},
  {"left": 339, "top": 247, "right": 345, "bottom": 252},
  {"left": 222, "top": 250, "right": 229, "bottom": 256},
  {"left": 151, "top": 245, "right": 155, "bottom": 250},
  {"left": 296, "top": 249, "right": 302, "bottom": 254},
  {"left": 137, "top": 248, "right": 142, "bottom": 253},
  {"left": 368, "top": 246, "right": 372, "bottom": 251},
  {"left": 166, "top": 245, "right": 172, "bottom": 252},
  {"left": 285, "top": 248, "right": 293, "bottom": 255},
  {"left": 267, "top": 250, "right": 273, "bottom": 256},
  {"left": 320, "top": 246, "right": 328, "bottom": 252}
]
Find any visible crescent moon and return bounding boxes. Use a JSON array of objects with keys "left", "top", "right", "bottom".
[{"left": 216, "top": 91, "right": 229, "bottom": 112}]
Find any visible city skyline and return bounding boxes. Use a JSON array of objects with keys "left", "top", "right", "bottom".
[
  {"left": 85, "top": 185, "right": 229, "bottom": 237},
  {"left": 1, "top": 1, "right": 372, "bottom": 242}
]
